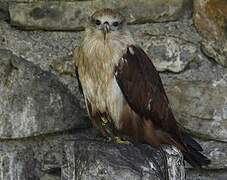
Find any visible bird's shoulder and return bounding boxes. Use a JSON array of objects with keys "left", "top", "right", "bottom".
[{"left": 116, "top": 45, "right": 165, "bottom": 93}]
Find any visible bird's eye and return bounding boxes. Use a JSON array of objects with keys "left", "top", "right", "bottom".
[
  {"left": 95, "top": 20, "right": 101, "bottom": 25},
  {"left": 112, "top": 21, "right": 119, "bottom": 27}
]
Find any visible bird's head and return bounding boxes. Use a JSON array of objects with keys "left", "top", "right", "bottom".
[{"left": 87, "top": 8, "right": 127, "bottom": 41}]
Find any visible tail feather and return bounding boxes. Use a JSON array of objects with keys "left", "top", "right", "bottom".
[
  {"left": 183, "top": 146, "right": 211, "bottom": 167},
  {"left": 182, "top": 132, "right": 203, "bottom": 152},
  {"left": 182, "top": 133, "right": 211, "bottom": 167}
]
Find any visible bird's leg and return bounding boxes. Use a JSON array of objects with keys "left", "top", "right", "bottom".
[
  {"left": 90, "top": 114, "right": 109, "bottom": 138},
  {"left": 100, "top": 116, "right": 116, "bottom": 142},
  {"left": 160, "top": 147, "right": 169, "bottom": 180},
  {"left": 100, "top": 116, "right": 131, "bottom": 144}
]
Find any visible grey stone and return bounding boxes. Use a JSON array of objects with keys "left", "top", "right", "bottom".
[
  {"left": 9, "top": 0, "right": 186, "bottom": 30},
  {"left": 160, "top": 49, "right": 227, "bottom": 86},
  {"left": 0, "top": 2, "right": 9, "bottom": 21},
  {"left": 62, "top": 131, "right": 185, "bottom": 180},
  {"left": 0, "top": 145, "right": 37, "bottom": 180},
  {"left": 40, "top": 174, "right": 61, "bottom": 180},
  {"left": 50, "top": 55, "right": 75, "bottom": 76},
  {"left": 130, "top": 18, "right": 227, "bottom": 83},
  {"left": 138, "top": 34, "right": 197, "bottom": 73},
  {"left": 0, "top": 130, "right": 91, "bottom": 180},
  {"left": 0, "top": 20, "right": 85, "bottom": 107},
  {"left": 131, "top": 18, "right": 202, "bottom": 47},
  {"left": 193, "top": 0, "right": 227, "bottom": 67},
  {"left": 186, "top": 169, "right": 227, "bottom": 180},
  {"left": 134, "top": 20, "right": 201, "bottom": 74},
  {"left": 193, "top": 139, "right": 227, "bottom": 170},
  {"left": 166, "top": 81, "right": 227, "bottom": 142},
  {"left": 0, "top": 133, "right": 63, "bottom": 180},
  {"left": 0, "top": 49, "right": 89, "bottom": 139},
  {"left": 0, "top": 21, "right": 82, "bottom": 71},
  {"left": 0, "top": 129, "right": 185, "bottom": 180}
]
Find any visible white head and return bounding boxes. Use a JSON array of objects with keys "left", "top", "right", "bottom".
[
  {"left": 86, "top": 8, "right": 128, "bottom": 41},
  {"left": 83, "top": 9, "right": 134, "bottom": 61}
]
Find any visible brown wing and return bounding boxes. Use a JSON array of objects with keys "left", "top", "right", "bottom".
[{"left": 115, "top": 45, "right": 181, "bottom": 141}]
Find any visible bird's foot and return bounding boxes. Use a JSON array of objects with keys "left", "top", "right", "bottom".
[{"left": 114, "top": 136, "right": 131, "bottom": 144}]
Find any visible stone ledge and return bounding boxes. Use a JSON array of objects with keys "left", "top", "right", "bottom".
[
  {"left": 9, "top": 0, "right": 186, "bottom": 30},
  {"left": 0, "top": 129, "right": 185, "bottom": 180},
  {"left": 62, "top": 134, "right": 185, "bottom": 180}
]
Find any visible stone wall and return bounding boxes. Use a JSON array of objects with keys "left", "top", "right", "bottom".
[{"left": 0, "top": 0, "right": 226, "bottom": 179}]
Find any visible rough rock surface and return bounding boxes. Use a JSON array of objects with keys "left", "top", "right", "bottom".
[
  {"left": 138, "top": 34, "right": 197, "bottom": 73},
  {"left": 9, "top": 0, "right": 186, "bottom": 30},
  {"left": 0, "top": 20, "right": 85, "bottom": 107},
  {"left": 185, "top": 138, "right": 227, "bottom": 179},
  {"left": 194, "top": 0, "right": 227, "bottom": 67},
  {"left": 0, "top": 49, "right": 89, "bottom": 139},
  {"left": 62, "top": 130, "right": 185, "bottom": 180},
  {"left": 0, "top": 132, "right": 65, "bottom": 180},
  {"left": 166, "top": 81, "right": 227, "bottom": 142},
  {"left": 0, "top": 20, "right": 82, "bottom": 71},
  {"left": 0, "top": 2, "right": 9, "bottom": 21},
  {"left": 193, "top": 139, "right": 227, "bottom": 169},
  {"left": 0, "top": 129, "right": 185, "bottom": 180},
  {"left": 186, "top": 169, "right": 227, "bottom": 180},
  {"left": 0, "top": 142, "right": 37, "bottom": 179}
]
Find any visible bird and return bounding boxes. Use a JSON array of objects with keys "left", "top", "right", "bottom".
[{"left": 74, "top": 8, "right": 210, "bottom": 169}]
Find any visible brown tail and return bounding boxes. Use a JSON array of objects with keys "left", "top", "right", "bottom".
[{"left": 182, "top": 133, "right": 210, "bottom": 167}]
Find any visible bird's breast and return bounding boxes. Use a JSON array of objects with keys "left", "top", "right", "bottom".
[{"left": 77, "top": 47, "right": 126, "bottom": 128}]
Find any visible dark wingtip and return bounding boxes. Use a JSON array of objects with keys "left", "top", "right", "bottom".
[
  {"left": 182, "top": 132, "right": 203, "bottom": 152},
  {"left": 182, "top": 133, "right": 211, "bottom": 167},
  {"left": 183, "top": 146, "right": 211, "bottom": 168}
]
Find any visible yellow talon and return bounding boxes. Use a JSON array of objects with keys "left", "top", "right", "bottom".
[
  {"left": 115, "top": 136, "right": 130, "bottom": 144},
  {"left": 101, "top": 117, "right": 108, "bottom": 126}
]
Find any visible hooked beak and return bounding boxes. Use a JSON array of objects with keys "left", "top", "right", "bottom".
[{"left": 102, "top": 22, "right": 110, "bottom": 41}]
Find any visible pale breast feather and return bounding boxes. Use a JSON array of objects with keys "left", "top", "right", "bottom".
[
  {"left": 76, "top": 36, "right": 130, "bottom": 125},
  {"left": 107, "top": 78, "right": 125, "bottom": 129}
]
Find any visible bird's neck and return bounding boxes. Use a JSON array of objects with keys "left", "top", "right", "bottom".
[{"left": 82, "top": 30, "right": 135, "bottom": 65}]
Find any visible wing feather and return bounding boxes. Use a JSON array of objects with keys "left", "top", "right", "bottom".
[{"left": 115, "top": 45, "right": 181, "bottom": 140}]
